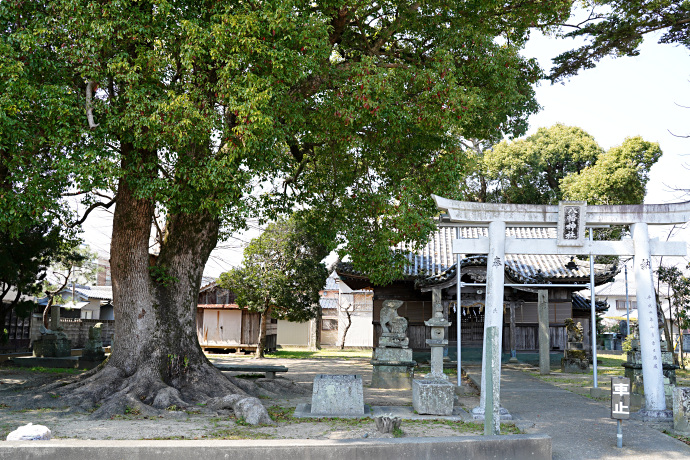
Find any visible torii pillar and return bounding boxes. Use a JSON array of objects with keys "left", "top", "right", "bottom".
[{"left": 433, "top": 196, "right": 690, "bottom": 421}]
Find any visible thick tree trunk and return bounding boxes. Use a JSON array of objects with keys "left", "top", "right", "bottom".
[{"left": 54, "top": 146, "right": 266, "bottom": 419}]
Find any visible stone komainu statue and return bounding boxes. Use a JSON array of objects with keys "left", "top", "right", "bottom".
[
  {"left": 564, "top": 317, "right": 584, "bottom": 343},
  {"left": 379, "top": 299, "right": 407, "bottom": 335}
]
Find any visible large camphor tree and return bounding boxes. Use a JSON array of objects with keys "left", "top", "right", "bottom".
[{"left": 1, "top": 0, "right": 574, "bottom": 417}]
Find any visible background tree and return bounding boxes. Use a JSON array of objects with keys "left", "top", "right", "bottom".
[
  {"left": 479, "top": 124, "right": 603, "bottom": 204},
  {"left": 0, "top": 224, "right": 80, "bottom": 341},
  {"left": 657, "top": 265, "right": 690, "bottom": 368},
  {"left": 561, "top": 136, "right": 662, "bottom": 204},
  {"left": 470, "top": 124, "right": 661, "bottom": 206},
  {"left": 218, "top": 215, "right": 329, "bottom": 358},
  {"left": 40, "top": 246, "right": 99, "bottom": 328},
  {"left": 1, "top": 0, "right": 575, "bottom": 417}
]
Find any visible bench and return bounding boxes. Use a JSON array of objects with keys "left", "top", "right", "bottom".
[{"left": 214, "top": 364, "right": 288, "bottom": 379}]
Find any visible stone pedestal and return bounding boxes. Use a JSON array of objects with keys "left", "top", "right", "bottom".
[
  {"left": 561, "top": 343, "right": 589, "bottom": 373},
  {"left": 412, "top": 288, "right": 455, "bottom": 416},
  {"left": 311, "top": 374, "right": 364, "bottom": 416},
  {"left": 673, "top": 387, "right": 690, "bottom": 434},
  {"left": 412, "top": 379, "right": 455, "bottom": 415},
  {"left": 371, "top": 346, "right": 414, "bottom": 388},
  {"left": 623, "top": 343, "right": 678, "bottom": 410},
  {"left": 32, "top": 333, "right": 71, "bottom": 358}
]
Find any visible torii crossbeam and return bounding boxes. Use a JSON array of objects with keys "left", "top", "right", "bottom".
[{"left": 433, "top": 195, "right": 690, "bottom": 427}]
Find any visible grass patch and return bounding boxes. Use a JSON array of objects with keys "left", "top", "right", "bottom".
[
  {"left": 664, "top": 430, "right": 690, "bottom": 446},
  {"left": 264, "top": 347, "right": 372, "bottom": 360},
  {"left": 207, "top": 427, "right": 275, "bottom": 440}
]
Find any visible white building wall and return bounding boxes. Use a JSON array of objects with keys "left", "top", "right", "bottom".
[{"left": 277, "top": 319, "right": 310, "bottom": 346}]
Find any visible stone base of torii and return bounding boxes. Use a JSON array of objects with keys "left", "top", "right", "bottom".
[{"left": 432, "top": 196, "right": 690, "bottom": 432}]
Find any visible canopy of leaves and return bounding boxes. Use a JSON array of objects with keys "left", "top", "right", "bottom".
[
  {"left": 561, "top": 136, "right": 662, "bottom": 204},
  {"left": 550, "top": 1, "right": 690, "bottom": 82},
  {"left": 218, "top": 214, "right": 329, "bottom": 322},
  {"left": 1, "top": 1, "right": 575, "bottom": 286},
  {"left": 478, "top": 124, "right": 603, "bottom": 204}
]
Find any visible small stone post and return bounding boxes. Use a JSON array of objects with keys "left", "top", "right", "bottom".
[
  {"left": 538, "top": 290, "right": 550, "bottom": 375},
  {"left": 50, "top": 305, "right": 60, "bottom": 330}
]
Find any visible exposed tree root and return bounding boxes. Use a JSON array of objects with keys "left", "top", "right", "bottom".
[{"left": 5, "top": 361, "right": 304, "bottom": 424}]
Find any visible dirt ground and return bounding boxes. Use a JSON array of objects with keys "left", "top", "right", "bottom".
[{"left": 0, "top": 356, "right": 490, "bottom": 441}]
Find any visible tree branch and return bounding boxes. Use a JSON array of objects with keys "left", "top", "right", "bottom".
[
  {"left": 71, "top": 195, "right": 118, "bottom": 227},
  {"left": 86, "top": 80, "right": 99, "bottom": 129}
]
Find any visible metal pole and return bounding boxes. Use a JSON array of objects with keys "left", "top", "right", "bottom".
[
  {"left": 625, "top": 263, "right": 630, "bottom": 338},
  {"left": 457, "top": 252, "right": 462, "bottom": 387},
  {"left": 590, "top": 229, "right": 598, "bottom": 388},
  {"left": 617, "top": 419, "right": 623, "bottom": 448}
]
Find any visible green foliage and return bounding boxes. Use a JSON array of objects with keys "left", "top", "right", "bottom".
[
  {"left": 479, "top": 124, "right": 602, "bottom": 204},
  {"left": 622, "top": 334, "right": 634, "bottom": 352},
  {"left": 0, "top": 222, "right": 83, "bottom": 341},
  {"left": 219, "top": 215, "right": 329, "bottom": 324},
  {"left": 1, "top": 0, "right": 578, "bottom": 289},
  {"left": 470, "top": 124, "right": 661, "bottom": 207},
  {"left": 550, "top": 1, "right": 690, "bottom": 82},
  {"left": 149, "top": 265, "right": 179, "bottom": 287},
  {"left": 561, "top": 137, "right": 662, "bottom": 204}
]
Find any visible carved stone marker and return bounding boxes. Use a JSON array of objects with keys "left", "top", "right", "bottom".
[
  {"left": 310, "top": 374, "right": 364, "bottom": 416},
  {"left": 561, "top": 318, "right": 589, "bottom": 373},
  {"left": 673, "top": 387, "right": 690, "bottom": 433},
  {"left": 81, "top": 323, "right": 105, "bottom": 362}
]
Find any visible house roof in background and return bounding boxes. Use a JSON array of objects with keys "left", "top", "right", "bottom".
[
  {"left": 320, "top": 298, "right": 338, "bottom": 309},
  {"left": 73, "top": 285, "right": 113, "bottom": 300}
]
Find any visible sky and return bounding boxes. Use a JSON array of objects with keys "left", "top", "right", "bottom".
[{"left": 80, "top": 23, "right": 690, "bottom": 279}]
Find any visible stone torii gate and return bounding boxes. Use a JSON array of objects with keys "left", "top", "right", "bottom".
[{"left": 433, "top": 195, "right": 690, "bottom": 428}]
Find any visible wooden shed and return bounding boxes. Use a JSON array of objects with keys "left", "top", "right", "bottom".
[{"left": 197, "top": 283, "right": 276, "bottom": 353}]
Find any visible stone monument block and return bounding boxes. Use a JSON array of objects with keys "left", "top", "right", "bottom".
[
  {"left": 673, "top": 387, "right": 690, "bottom": 433},
  {"left": 311, "top": 374, "right": 364, "bottom": 416},
  {"left": 33, "top": 332, "right": 71, "bottom": 358},
  {"left": 82, "top": 323, "right": 106, "bottom": 362},
  {"left": 412, "top": 379, "right": 455, "bottom": 416}
]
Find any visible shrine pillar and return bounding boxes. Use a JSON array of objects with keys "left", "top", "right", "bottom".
[
  {"left": 476, "top": 221, "right": 506, "bottom": 416},
  {"left": 631, "top": 223, "right": 667, "bottom": 414}
]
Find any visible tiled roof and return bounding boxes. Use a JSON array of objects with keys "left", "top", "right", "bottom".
[
  {"left": 320, "top": 298, "right": 339, "bottom": 309},
  {"left": 572, "top": 293, "right": 608, "bottom": 312},
  {"left": 323, "top": 273, "right": 339, "bottom": 291},
  {"left": 337, "top": 226, "right": 618, "bottom": 287},
  {"left": 73, "top": 285, "right": 113, "bottom": 300}
]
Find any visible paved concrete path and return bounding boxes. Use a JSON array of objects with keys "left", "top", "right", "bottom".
[{"left": 490, "top": 366, "right": 690, "bottom": 460}]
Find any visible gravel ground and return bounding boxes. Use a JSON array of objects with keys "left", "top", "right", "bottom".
[{"left": 0, "top": 356, "right": 488, "bottom": 441}]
